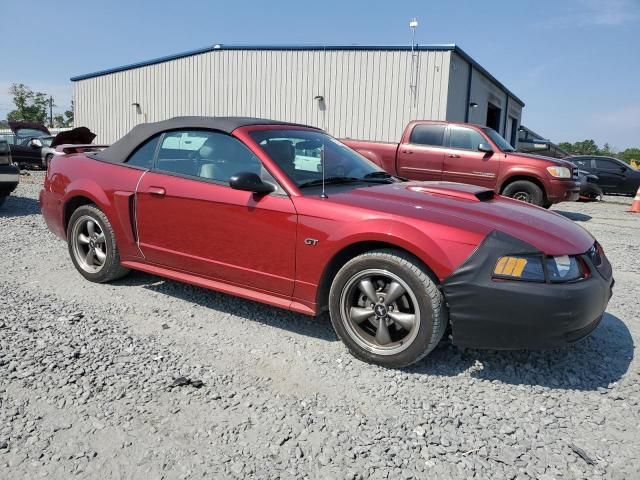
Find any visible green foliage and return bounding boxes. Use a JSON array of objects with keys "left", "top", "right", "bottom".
[
  {"left": 559, "top": 139, "right": 639, "bottom": 164},
  {"left": 6, "top": 83, "right": 49, "bottom": 123},
  {"left": 618, "top": 148, "right": 640, "bottom": 164}
]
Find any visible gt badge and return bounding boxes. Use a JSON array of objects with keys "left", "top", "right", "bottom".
[{"left": 304, "top": 238, "right": 319, "bottom": 246}]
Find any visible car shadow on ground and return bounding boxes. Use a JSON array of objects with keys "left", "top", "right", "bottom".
[
  {"left": 411, "top": 313, "right": 632, "bottom": 391},
  {"left": 111, "top": 270, "right": 338, "bottom": 342},
  {"left": 554, "top": 210, "right": 592, "bottom": 222},
  {"left": 113, "top": 272, "right": 632, "bottom": 390},
  {"left": 0, "top": 195, "right": 41, "bottom": 217}
]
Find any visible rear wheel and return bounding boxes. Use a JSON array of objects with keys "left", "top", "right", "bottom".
[
  {"left": 329, "top": 249, "right": 446, "bottom": 368},
  {"left": 502, "top": 180, "right": 544, "bottom": 207},
  {"left": 67, "top": 205, "right": 129, "bottom": 283}
]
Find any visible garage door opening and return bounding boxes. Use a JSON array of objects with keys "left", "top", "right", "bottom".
[{"left": 486, "top": 103, "right": 501, "bottom": 131}]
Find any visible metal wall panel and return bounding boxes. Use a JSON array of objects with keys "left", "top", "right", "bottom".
[{"left": 74, "top": 49, "right": 454, "bottom": 144}]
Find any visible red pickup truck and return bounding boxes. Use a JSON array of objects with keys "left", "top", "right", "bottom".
[{"left": 343, "top": 121, "right": 580, "bottom": 208}]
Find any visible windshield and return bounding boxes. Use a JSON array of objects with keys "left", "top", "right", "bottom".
[
  {"left": 16, "top": 128, "right": 48, "bottom": 143},
  {"left": 249, "top": 129, "right": 388, "bottom": 188},
  {"left": 482, "top": 127, "right": 515, "bottom": 152}
]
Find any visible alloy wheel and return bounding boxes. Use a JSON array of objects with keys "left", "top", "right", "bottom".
[
  {"left": 71, "top": 215, "right": 108, "bottom": 273},
  {"left": 339, "top": 269, "right": 421, "bottom": 356}
]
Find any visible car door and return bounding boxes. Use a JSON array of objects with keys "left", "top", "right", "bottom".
[
  {"left": 395, "top": 124, "right": 445, "bottom": 181},
  {"left": 593, "top": 157, "right": 626, "bottom": 193},
  {"left": 571, "top": 157, "right": 594, "bottom": 173},
  {"left": 443, "top": 125, "right": 499, "bottom": 189},
  {"left": 10, "top": 138, "right": 43, "bottom": 166},
  {"left": 135, "top": 129, "right": 297, "bottom": 296}
]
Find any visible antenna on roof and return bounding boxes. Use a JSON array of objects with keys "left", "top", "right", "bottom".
[{"left": 319, "top": 45, "right": 328, "bottom": 199}]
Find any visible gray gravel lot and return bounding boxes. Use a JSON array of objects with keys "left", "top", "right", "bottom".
[{"left": 1, "top": 171, "right": 639, "bottom": 479}]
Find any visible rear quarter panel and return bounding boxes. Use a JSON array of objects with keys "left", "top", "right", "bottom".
[{"left": 42, "top": 155, "right": 145, "bottom": 259}]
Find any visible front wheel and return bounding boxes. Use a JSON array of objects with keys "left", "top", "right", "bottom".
[
  {"left": 329, "top": 249, "right": 447, "bottom": 368},
  {"left": 67, "top": 204, "right": 130, "bottom": 283},
  {"left": 502, "top": 180, "right": 544, "bottom": 207}
]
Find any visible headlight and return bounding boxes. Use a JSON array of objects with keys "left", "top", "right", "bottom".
[
  {"left": 493, "top": 255, "right": 545, "bottom": 281},
  {"left": 546, "top": 166, "right": 571, "bottom": 178},
  {"left": 493, "top": 255, "right": 585, "bottom": 282},
  {"left": 546, "top": 255, "right": 583, "bottom": 282}
]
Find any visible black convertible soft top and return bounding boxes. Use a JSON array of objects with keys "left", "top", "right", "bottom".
[{"left": 94, "top": 116, "right": 319, "bottom": 163}]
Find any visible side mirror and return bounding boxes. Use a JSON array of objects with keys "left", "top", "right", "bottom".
[
  {"left": 30, "top": 139, "right": 43, "bottom": 149},
  {"left": 229, "top": 171, "right": 275, "bottom": 195},
  {"left": 478, "top": 143, "right": 493, "bottom": 153}
]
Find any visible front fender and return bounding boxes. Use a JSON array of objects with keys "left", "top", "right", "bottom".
[
  {"left": 325, "top": 218, "right": 477, "bottom": 280},
  {"left": 498, "top": 168, "right": 547, "bottom": 192},
  {"left": 293, "top": 215, "right": 481, "bottom": 308}
]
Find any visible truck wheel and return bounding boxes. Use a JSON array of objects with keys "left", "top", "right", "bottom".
[
  {"left": 502, "top": 180, "right": 544, "bottom": 206},
  {"left": 67, "top": 205, "right": 130, "bottom": 283},
  {"left": 328, "top": 249, "right": 447, "bottom": 368}
]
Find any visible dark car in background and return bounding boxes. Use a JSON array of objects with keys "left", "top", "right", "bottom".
[
  {"left": 0, "top": 139, "right": 20, "bottom": 208},
  {"left": 568, "top": 156, "right": 640, "bottom": 196},
  {"left": 7, "top": 122, "right": 96, "bottom": 169}
]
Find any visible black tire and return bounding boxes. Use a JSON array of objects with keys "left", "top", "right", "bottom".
[
  {"left": 502, "top": 180, "right": 544, "bottom": 207},
  {"left": 328, "top": 249, "right": 447, "bottom": 368},
  {"left": 67, "top": 204, "right": 130, "bottom": 283},
  {"left": 44, "top": 154, "right": 54, "bottom": 169}
]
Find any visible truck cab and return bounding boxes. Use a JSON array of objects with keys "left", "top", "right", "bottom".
[{"left": 344, "top": 121, "right": 580, "bottom": 208}]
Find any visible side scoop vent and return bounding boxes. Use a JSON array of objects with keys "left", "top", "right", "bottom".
[{"left": 408, "top": 184, "right": 495, "bottom": 202}]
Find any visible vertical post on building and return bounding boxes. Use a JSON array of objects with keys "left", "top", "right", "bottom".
[{"left": 409, "top": 18, "right": 419, "bottom": 108}]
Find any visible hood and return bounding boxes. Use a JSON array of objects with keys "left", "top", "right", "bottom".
[
  {"left": 508, "top": 151, "right": 575, "bottom": 169},
  {"left": 8, "top": 121, "right": 50, "bottom": 136},
  {"left": 328, "top": 181, "right": 594, "bottom": 256},
  {"left": 50, "top": 127, "right": 96, "bottom": 148}
]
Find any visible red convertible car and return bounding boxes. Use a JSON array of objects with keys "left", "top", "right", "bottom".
[{"left": 40, "top": 117, "right": 614, "bottom": 367}]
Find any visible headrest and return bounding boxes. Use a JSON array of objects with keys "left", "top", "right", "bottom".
[
  {"left": 199, "top": 144, "right": 214, "bottom": 159},
  {"left": 264, "top": 140, "right": 295, "bottom": 163}
]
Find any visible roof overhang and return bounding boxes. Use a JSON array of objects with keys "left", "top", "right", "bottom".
[{"left": 70, "top": 44, "right": 524, "bottom": 107}]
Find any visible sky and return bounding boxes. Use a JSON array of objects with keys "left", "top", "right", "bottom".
[{"left": 2, "top": 0, "right": 639, "bottom": 149}]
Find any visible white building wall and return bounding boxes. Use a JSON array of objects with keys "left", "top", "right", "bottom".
[{"left": 74, "top": 49, "right": 452, "bottom": 144}]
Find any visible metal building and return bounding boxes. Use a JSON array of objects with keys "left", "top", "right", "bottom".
[{"left": 72, "top": 44, "right": 524, "bottom": 145}]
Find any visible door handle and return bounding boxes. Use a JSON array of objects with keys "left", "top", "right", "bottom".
[
  {"left": 147, "top": 186, "right": 166, "bottom": 196},
  {"left": 448, "top": 154, "right": 461, "bottom": 158},
  {"left": 402, "top": 150, "right": 413, "bottom": 154}
]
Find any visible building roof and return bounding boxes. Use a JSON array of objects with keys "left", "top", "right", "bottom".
[
  {"left": 70, "top": 43, "right": 524, "bottom": 106},
  {"left": 93, "top": 116, "right": 317, "bottom": 163}
]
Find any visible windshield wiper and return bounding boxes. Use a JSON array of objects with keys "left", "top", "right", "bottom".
[
  {"left": 299, "top": 176, "right": 361, "bottom": 188},
  {"left": 363, "top": 171, "right": 393, "bottom": 179}
]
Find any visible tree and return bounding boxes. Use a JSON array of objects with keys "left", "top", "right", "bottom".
[
  {"left": 6, "top": 83, "right": 50, "bottom": 123},
  {"left": 619, "top": 148, "right": 640, "bottom": 165}
]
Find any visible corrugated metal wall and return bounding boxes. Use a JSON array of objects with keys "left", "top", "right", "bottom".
[{"left": 74, "top": 49, "right": 451, "bottom": 144}]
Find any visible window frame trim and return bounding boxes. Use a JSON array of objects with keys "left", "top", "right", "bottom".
[{"left": 148, "top": 128, "right": 288, "bottom": 196}]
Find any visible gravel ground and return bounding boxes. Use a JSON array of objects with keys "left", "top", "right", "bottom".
[{"left": 1, "top": 171, "right": 639, "bottom": 479}]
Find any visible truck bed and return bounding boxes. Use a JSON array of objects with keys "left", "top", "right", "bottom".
[{"left": 341, "top": 139, "right": 400, "bottom": 174}]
